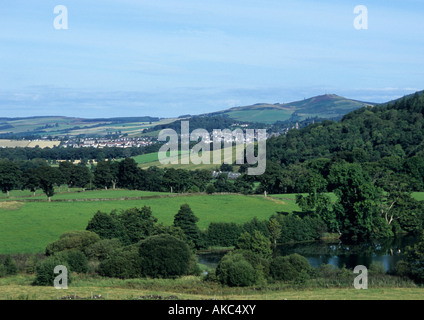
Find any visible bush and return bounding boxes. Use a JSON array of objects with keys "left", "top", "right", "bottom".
[
  {"left": 216, "top": 253, "right": 257, "bottom": 287},
  {"left": 369, "top": 262, "right": 386, "bottom": 275},
  {"left": 45, "top": 230, "right": 100, "bottom": 255},
  {"left": 270, "top": 253, "right": 312, "bottom": 282},
  {"left": 205, "top": 222, "right": 242, "bottom": 247},
  {"left": 236, "top": 231, "right": 272, "bottom": 259},
  {"left": 139, "top": 234, "right": 193, "bottom": 278},
  {"left": 216, "top": 250, "right": 268, "bottom": 287},
  {"left": 98, "top": 244, "right": 143, "bottom": 279},
  {"left": 0, "top": 255, "right": 17, "bottom": 276},
  {"left": 226, "top": 260, "right": 256, "bottom": 287},
  {"left": 205, "top": 184, "right": 216, "bottom": 194},
  {"left": 395, "top": 260, "right": 410, "bottom": 277},
  {"left": 56, "top": 250, "right": 88, "bottom": 274},
  {"left": 85, "top": 239, "right": 122, "bottom": 261},
  {"left": 33, "top": 256, "right": 71, "bottom": 286}
]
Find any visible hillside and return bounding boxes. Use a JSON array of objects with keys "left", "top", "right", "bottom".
[
  {"left": 265, "top": 91, "right": 424, "bottom": 192},
  {"left": 0, "top": 116, "right": 171, "bottom": 138},
  {"left": 204, "top": 94, "right": 374, "bottom": 124}
]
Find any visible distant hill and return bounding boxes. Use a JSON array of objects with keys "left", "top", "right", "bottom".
[
  {"left": 203, "top": 94, "right": 375, "bottom": 124},
  {"left": 0, "top": 116, "right": 170, "bottom": 139},
  {"left": 267, "top": 90, "right": 424, "bottom": 167}
]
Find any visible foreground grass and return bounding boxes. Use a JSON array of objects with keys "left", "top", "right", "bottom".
[{"left": 0, "top": 274, "right": 423, "bottom": 300}]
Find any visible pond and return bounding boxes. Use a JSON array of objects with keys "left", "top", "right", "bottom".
[{"left": 197, "top": 235, "right": 420, "bottom": 272}]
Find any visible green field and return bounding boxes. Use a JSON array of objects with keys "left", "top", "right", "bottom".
[
  {"left": 0, "top": 116, "right": 178, "bottom": 138},
  {"left": 0, "top": 190, "right": 298, "bottom": 254},
  {"left": 136, "top": 144, "right": 243, "bottom": 171},
  {"left": 1, "top": 190, "right": 423, "bottom": 255}
]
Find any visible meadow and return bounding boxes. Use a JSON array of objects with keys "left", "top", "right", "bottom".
[
  {"left": 1, "top": 189, "right": 423, "bottom": 255},
  {"left": 0, "top": 273, "right": 422, "bottom": 300},
  {"left": 0, "top": 189, "right": 299, "bottom": 255}
]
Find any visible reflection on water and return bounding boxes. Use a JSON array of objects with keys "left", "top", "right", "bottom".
[{"left": 198, "top": 235, "right": 420, "bottom": 272}]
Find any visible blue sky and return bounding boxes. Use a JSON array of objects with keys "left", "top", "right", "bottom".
[{"left": 0, "top": 0, "right": 423, "bottom": 118}]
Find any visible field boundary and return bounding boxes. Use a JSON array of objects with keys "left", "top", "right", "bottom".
[{"left": 3, "top": 192, "right": 258, "bottom": 203}]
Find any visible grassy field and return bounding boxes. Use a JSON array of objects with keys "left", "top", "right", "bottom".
[
  {"left": 1, "top": 190, "right": 423, "bottom": 255},
  {"left": 0, "top": 274, "right": 423, "bottom": 300},
  {"left": 136, "top": 144, "right": 243, "bottom": 171},
  {"left": 0, "top": 190, "right": 298, "bottom": 254}
]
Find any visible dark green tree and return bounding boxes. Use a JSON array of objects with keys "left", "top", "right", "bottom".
[
  {"left": 173, "top": 204, "right": 201, "bottom": 248},
  {"left": 138, "top": 234, "right": 193, "bottom": 278},
  {"left": 235, "top": 231, "right": 272, "bottom": 259},
  {"left": 329, "top": 162, "right": 381, "bottom": 241},
  {"left": 35, "top": 166, "right": 63, "bottom": 201},
  {"left": 0, "top": 159, "right": 22, "bottom": 197}
]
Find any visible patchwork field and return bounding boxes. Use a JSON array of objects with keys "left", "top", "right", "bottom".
[{"left": 135, "top": 145, "right": 245, "bottom": 171}]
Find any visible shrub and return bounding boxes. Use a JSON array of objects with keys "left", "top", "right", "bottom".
[
  {"left": 215, "top": 250, "right": 268, "bottom": 286},
  {"left": 139, "top": 234, "right": 192, "bottom": 278},
  {"left": 369, "top": 262, "right": 386, "bottom": 275},
  {"left": 205, "top": 184, "right": 216, "bottom": 194},
  {"left": 33, "top": 256, "right": 71, "bottom": 286},
  {"left": 56, "top": 250, "right": 88, "bottom": 274},
  {"left": 235, "top": 231, "right": 272, "bottom": 259},
  {"left": 226, "top": 260, "right": 256, "bottom": 287},
  {"left": 205, "top": 222, "right": 242, "bottom": 247},
  {"left": 395, "top": 260, "right": 410, "bottom": 277},
  {"left": 0, "top": 255, "right": 17, "bottom": 276},
  {"left": 270, "top": 253, "right": 312, "bottom": 282},
  {"left": 85, "top": 239, "right": 122, "bottom": 261},
  {"left": 98, "top": 244, "right": 143, "bottom": 279},
  {"left": 45, "top": 230, "right": 100, "bottom": 255}
]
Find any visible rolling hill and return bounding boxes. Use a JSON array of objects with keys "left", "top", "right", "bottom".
[
  {"left": 203, "top": 94, "right": 375, "bottom": 124},
  {"left": 0, "top": 94, "right": 376, "bottom": 137}
]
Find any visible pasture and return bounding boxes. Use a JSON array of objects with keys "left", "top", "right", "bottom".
[{"left": 0, "top": 190, "right": 298, "bottom": 254}]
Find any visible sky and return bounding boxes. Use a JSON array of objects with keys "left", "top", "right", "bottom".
[{"left": 0, "top": 0, "right": 423, "bottom": 118}]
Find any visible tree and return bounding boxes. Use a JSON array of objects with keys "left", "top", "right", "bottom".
[
  {"left": 119, "top": 206, "right": 158, "bottom": 245},
  {"left": 70, "top": 164, "right": 92, "bottom": 189},
  {"left": 94, "top": 161, "right": 114, "bottom": 189},
  {"left": 98, "top": 244, "right": 143, "bottom": 279},
  {"left": 0, "top": 159, "right": 22, "bottom": 197},
  {"left": 267, "top": 218, "right": 282, "bottom": 247},
  {"left": 45, "top": 230, "right": 100, "bottom": 255},
  {"left": 329, "top": 162, "right": 381, "bottom": 241},
  {"left": 235, "top": 231, "right": 272, "bottom": 259},
  {"left": 257, "top": 161, "right": 284, "bottom": 195},
  {"left": 138, "top": 234, "right": 193, "bottom": 278},
  {"left": 215, "top": 249, "right": 268, "bottom": 287},
  {"left": 58, "top": 161, "right": 74, "bottom": 192},
  {"left": 22, "top": 168, "right": 40, "bottom": 196},
  {"left": 403, "top": 231, "right": 424, "bottom": 283},
  {"left": 173, "top": 204, "right": 201, "bottom": 248},
  {"left": 86, "top": 210, "right": 125, "bottom": 241},
  {"left": 270, "top": 253, "right": 312, "bottom": 282},
  {"left": 118, "top": 158, "right": 143, "bottom": 190},
  {"left": 35, "top": 166, "right": 63, "bottom": 201}
]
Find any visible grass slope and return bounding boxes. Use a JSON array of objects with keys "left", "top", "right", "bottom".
[
  {"left": 0, "top": 191, "right": 297, "bottom": 254},
  {"left": 210, "top": 94, "right": 374, "bottom": 124}
]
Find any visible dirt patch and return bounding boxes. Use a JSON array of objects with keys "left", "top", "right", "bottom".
[
  {"left": 0, "top": 201, "right": 24, "bottom": 210},
  {"left": 264, "top": 197, "right": 287, "bottom": 205}
]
